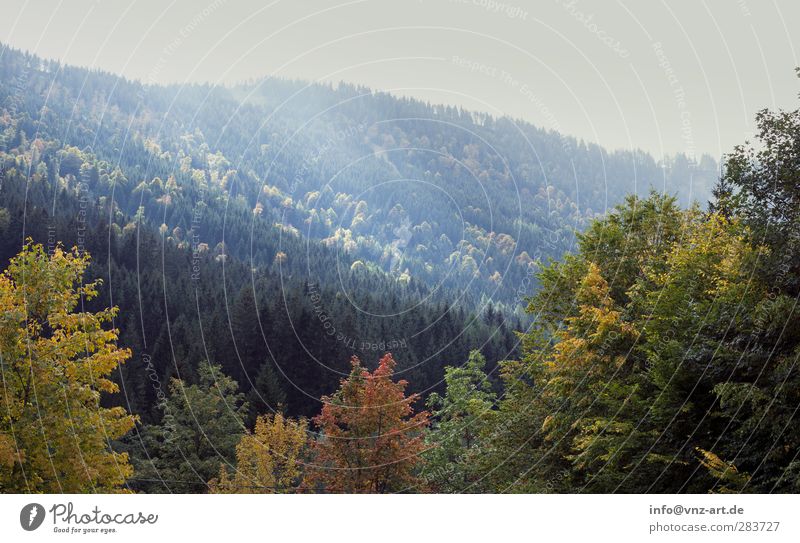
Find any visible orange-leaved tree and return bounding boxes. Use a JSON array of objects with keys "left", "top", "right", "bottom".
[{"left": 308, "top": 353, "right": 429, "bottom": 493}]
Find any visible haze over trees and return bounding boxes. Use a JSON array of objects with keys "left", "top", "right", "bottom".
[{"left": 1, "top": 45, "right": 798, "bottom": 493}]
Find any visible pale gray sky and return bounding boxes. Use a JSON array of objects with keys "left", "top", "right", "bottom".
[{"left": 2, "top": 0, "right": 798, "bottom": 159}]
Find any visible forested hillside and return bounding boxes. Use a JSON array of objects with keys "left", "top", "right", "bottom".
[
  {"left": 0, "top": 44, "right": 717, "bottom": 313},
  {"left": 0, "top": 44, "right": 714, "bottom": 419},
  {"left": 4, "top": 45, "right": 795, "bottom": 495},
  {"left": 0, "top": 44, "right": 523, "bottom": 421}
]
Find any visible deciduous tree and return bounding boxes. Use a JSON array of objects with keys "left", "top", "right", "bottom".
[
  {"left": 422, "top": 350, "right": 495, "bottom": 492},
  {"left": 209, "top": 413, "right": 308, "bottom": 493},
  {"left": 0, "top": 242, "right": 134, "bottom": 492},
  {"left": 308, "top": 354, "right": 429, "bottom": 493},
  {"left": 130, "top": 362, "right": 247, "bottom": 493}
]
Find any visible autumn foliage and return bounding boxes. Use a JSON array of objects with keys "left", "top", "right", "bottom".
[
  {"left": 209, "top": 413, "right": 308, "bottom": 493},
  {"left": 307, "top": 354, "right": 429, "bottom": 493},
  {"left": 0, "top": 242, "right": 134, "bottom": 492}
]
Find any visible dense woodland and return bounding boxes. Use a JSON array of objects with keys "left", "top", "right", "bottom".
[{"left": 1, "top": 45, "right": 799, "bottom": 493}]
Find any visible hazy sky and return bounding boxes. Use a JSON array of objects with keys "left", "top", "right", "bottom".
[{"left": 2, "top": 0, "right": 798, "bottom": 160}]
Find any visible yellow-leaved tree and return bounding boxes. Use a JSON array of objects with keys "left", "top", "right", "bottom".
[
  {"left": 209, "top": 413, "right": 308, "bottom": 493},
  {"left": 0, "top": 242, "right": 135, "bottom": 492}
]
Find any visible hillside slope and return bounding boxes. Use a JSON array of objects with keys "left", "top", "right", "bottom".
[{"left": 0, "top": 44, "right": 717, "bottom": 312}]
